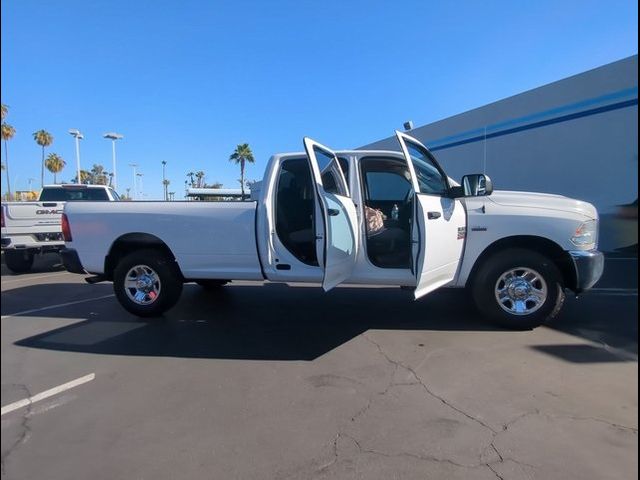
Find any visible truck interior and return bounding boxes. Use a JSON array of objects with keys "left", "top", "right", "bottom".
[
  {"left": 274, "top": 157, "right": 351, "bottom": 267},
  {"left": 275, "top": 158, "right": 319, "bottom": 266},
  {"left": 360, "top": 157, "right": 413, "bottom": 269},
  {"left": 275, "top": 156, "right": 413, "bottom": 270}
]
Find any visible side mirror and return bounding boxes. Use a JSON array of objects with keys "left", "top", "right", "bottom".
[{"left": 461, "top": 174, "right": 493, "bottom": 197}]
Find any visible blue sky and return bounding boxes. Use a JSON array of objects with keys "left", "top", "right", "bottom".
[{"left": 1, "top": 0, "right": 637, "bottom": 198}]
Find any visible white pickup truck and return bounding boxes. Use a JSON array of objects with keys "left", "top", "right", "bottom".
[
  {"left": 1, "top": 184, "right": 119, "bottom": 273},
  {"left": 61, "top": 132, "right": 604, "bottom": 329}
]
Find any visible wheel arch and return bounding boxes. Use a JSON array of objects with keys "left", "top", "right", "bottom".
[
  {"left": 104, "top": 233, "right": 182, "bottom": 281},
  {"left": 467, "top": 235, "right": 577, "bottom": 291}
]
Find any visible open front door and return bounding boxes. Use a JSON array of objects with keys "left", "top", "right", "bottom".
[
  {"left": 303, "top": 137, "right": 358, "bottom": 291},
  {"left": 395, "top": 131, "right": 467, "bottom": 299}
]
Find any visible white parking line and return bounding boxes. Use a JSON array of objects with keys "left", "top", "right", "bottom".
[
  {"left": 1, "top": 373, "right": 95, "bottom": 416},
  {"left": 1, "top": 294, "right": 115, "bottom": 320},
  {"left": 590, "top": 288, "right": 638, "bottom": 296},
  {"left": 1, "top": 271, "right": 70, "bottom": 285}
]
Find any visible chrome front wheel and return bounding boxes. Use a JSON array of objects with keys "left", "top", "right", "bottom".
[
  {"left": 495, "top": 267, "right": 548, "bottom": 316},
  {"left": 472, "top": 248, "right": 565, "bottom": 330}
]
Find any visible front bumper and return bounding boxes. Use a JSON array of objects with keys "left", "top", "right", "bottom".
[
  {"left": 60, "top": 248, "right": 86, "bottom": 274},
  {"left": 568, "top": 249, "right": 605, "bottom": 293}
]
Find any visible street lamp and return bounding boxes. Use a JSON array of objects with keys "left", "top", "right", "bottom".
[
  {"left": 136, "top": 172, "right": 144, "bottom": 199},
  {"left": 129, "top": 163, "right": 138, "bottom": 199},
  {"left": 103, "top": 132, "right": 123, "bottom": 191},
  {"left": 69, "top": 129, "right": 84, "bottom": 184}
]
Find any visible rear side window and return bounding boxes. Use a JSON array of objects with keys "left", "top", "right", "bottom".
[{"left": 39, "top": 188, "right": 110, "bottom": 201}]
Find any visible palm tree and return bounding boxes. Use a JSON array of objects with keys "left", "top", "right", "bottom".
[
  {"left": 90, "top": 164, "right": 108, "bottom": 185},
  {"left": 195, "top": 170, "right": 205, "bottom": 188},
  {"left": 72, "top": 169, "right": 92, "bottom": 185},
  {"left": 1, "top": 104, "right": 7, "bottom": 121},
  {"left": 2, "top": 122, "right": 16, "bottom": 199},
  {"left": 33, "top": 129, "right": 54, "bottom": 188},
  {"left": 45, "top": 153, "right": 66, "bottom": 184},
  {"left": 229, "top": 143, "right": 255, "bottom": 199},
  {"left": 162, "top": 179, "right": 170, "bottom": 200},
  {"left": 186, "top": 171, "right": 195, "bottom": 187}
]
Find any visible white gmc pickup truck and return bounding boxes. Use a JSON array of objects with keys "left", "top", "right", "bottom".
[
  {"left": 1, "top": 184, "right": 119, "bottom": 272},
  {"left": 61, "top": 132, "right": 604, "bottom": 329}
]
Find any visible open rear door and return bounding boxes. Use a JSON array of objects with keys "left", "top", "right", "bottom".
[
  {"left": 395, "top": 131, "right": 467, "bottom": 299},
  {"left": 303, "top": 137, "right": 359, "bottom": 291}
]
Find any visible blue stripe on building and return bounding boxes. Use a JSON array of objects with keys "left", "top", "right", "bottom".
[{"left": 429, "top": 98, "right": 638, "bottom": 152}]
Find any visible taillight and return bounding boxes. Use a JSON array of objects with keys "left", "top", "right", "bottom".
[{"left": 61, "top": 213, "right": 72, "bottom": 242}]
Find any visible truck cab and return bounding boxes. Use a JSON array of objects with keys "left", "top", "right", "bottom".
[{"left": 258, "top": 133, "right": 467, "bottom": 298}]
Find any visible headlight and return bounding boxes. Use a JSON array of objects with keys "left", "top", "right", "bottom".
[{"left": 571, "top": 220, "right": 598, "bottom": 248}]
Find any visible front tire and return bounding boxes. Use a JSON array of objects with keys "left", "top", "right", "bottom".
[
  {"left": 4, "top": 250, "right": 35, "bottom": 274},
  {"left": 472, "top": 248, "right": 565, "bottom": 330},
  {"left": 113, "top": 249, "right": 183, "bottom": 317}
]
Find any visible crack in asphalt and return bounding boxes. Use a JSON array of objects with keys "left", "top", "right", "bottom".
[
  {"left": 1, "top": 383, "right": 33, "bottom": 476},
  {"left": 309, "top": 334, "right": 636, "bottom": 479},
  {"left": 351, "top": 335, "right": 539, "bottom": 479},
  {"left": 548, "top": 413, "right": 638, "bottom": 434}
]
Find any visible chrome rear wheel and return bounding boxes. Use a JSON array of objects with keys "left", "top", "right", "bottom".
[{"left": 124, "top": 265, "right": 162, "bottom": 305}]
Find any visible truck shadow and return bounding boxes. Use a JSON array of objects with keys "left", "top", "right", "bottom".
[
  {"left": 10, "top": 282, "right": 497, "bottom": 361},
  {"left": 7, "top": 282, "right": 638, "bottom": 362},
  {"left": 1, "top": 252, "right": 65, "bottom": 275}
]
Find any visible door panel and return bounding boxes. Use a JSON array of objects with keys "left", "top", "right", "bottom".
[
  {"left": 394, "top": 131, "right": 467, "bottom": 299},
  {"left": 322, "top": 193, "right": 358, "bottom": 290},
  {"left": 303, "top": 137, "right": 359, "bottom": 291},
  {"left": 413, "top": 194, "right": 466, "bottom": 298}
]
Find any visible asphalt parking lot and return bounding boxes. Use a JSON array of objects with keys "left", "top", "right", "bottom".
[{"left": 1, "top": 254, "right": 637, "bottom": 480}]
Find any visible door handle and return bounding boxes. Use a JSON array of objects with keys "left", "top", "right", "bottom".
[
  {"left": 427, "top": 211, "right": 441, "bottom": 220},
  {"left": 327, "top": 208, "right": 340, "bottom": 216}
]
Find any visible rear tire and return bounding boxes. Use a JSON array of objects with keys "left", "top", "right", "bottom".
[
  {"left": 4, "top": 250, "right": 35, "bottom": 274},
  {"left": 113, "top": 249, "right": 183, "bottom": 317},
  {"left": 471, "top": 248, "right": 565, "bottom": 330}
]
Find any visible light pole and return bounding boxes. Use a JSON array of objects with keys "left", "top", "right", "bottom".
[
  {"left": 136, "top": 172, "right": 144, "bottom": 199},
  {"left": 28, "top": 178, "right": 35, "bottom": 191},
  {"left": 129, "top": 163, "right": 138, "bottom": 199},
  {"left": 68, "top": 129, "right": 84, "bottom": 184},
  {"left": 161, "top": 160, "right": 167, "bottom": 200},
  {"left": 103, "top": 132, "right": 123, "bottom": 191}
]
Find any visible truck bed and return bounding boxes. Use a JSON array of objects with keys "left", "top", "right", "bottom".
[{"left": 64, "top": 201, "right": 263, "bottom": 280}]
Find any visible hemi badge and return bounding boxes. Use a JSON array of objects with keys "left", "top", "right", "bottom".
[
  {"left": 457, "top": 227, "right": 466, "bottom": 240},
  {"left": 471, "top": 227, "right": 488, "bottom": 232}
]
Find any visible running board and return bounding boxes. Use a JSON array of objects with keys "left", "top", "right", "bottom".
[{"left": 85, "top": 275, "right": 107, "bottom": 284}]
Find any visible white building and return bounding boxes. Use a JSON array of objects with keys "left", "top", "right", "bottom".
[{"left": 361, "top": 55, "right": 638, "bottom": 253}]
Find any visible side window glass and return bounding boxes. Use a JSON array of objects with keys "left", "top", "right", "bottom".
[
  {"left": 365, "top": 172, "right": 411, "bottom": 201},
  {"left": 406, "top": 142, "right": 448, "bottom": 195},
  {"left": 313, "top": 146, "right": 349, "bottom": 197}
]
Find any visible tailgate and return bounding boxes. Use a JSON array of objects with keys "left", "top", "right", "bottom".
[{"left": 3, "top": 202, "right": 64, "bottom": 228}]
